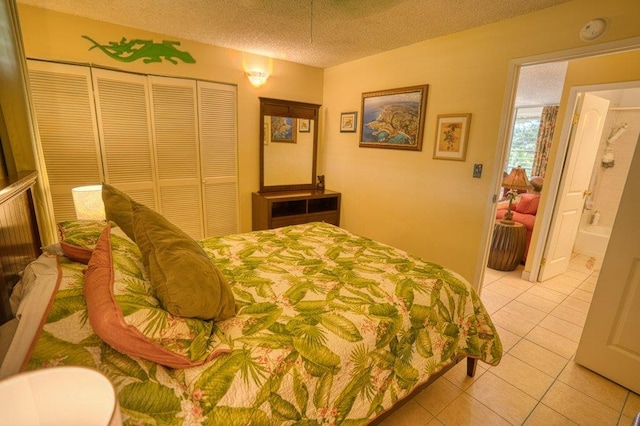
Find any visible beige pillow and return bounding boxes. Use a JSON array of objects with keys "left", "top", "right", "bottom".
[
  {"left": 132, "top": 201, "right": 236, "bottom": 321},
  {"left": 101, "top": 183, "right": 135, "bottom": 241}
]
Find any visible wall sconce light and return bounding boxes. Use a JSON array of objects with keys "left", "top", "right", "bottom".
[
  {"left": 246, "top": 71, "right": 269, "bottom": 87},
  {"left": 72, "top": 185, "right": 106, "bottom": 220}
]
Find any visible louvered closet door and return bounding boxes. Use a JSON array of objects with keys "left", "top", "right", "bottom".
[
  {"left": 27, "top": 61, "right": 103, "bottom": 222},
  {"left": 92, "top": 69, "right": 157, "bottom": 209},
  {"left": 198, "top": 81, "right": 239, "bottom": 237},
  {"left": 149, "top": 76, "right": 203, "bottom": 239}
]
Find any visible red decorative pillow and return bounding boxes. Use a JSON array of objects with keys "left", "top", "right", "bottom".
[
  {"left": 514, "top": 193, "right": 540, "bottom": 215},
  {"left": 84, "top": 226, "right": 229, "bottom": 369},
  {"left": 57, "top": 220, "right": 108, "bottom": 264},
  {"left": 59, "top": 241, "right": 93, "bottom": 264}
]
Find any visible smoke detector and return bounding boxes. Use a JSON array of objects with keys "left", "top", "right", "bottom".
[{"left": 579, "top": 18, "right": 608, "bottom": 41}]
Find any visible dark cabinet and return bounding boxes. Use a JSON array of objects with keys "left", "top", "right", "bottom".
[{"left": 252, "top": 190, "right": 341, "bottom": 230}]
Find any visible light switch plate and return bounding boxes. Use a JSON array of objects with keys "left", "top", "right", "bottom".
[{"left": 473, "top": 164, "right": 483, "bottom": 178}]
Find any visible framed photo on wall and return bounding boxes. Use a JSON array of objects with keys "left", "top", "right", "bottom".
[
  {"left": 359, "top": 85, "right": 429, "bottom": 151},
  {"left": 340, "top": 112, "right": 357, "bottom": 132},
  {"left": 271, "top": 116, "right": 297, "bottom": 143},
  {"left": 433, "top": 113, "right": 472, "bottom": 161},
  {"left": 299, "top": 118, "right": 311, "bottom": 133}
]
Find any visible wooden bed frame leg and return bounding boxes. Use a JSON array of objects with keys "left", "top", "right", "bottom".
[{"left": 466, "top": 357, "right": 478, "bottom": 377}]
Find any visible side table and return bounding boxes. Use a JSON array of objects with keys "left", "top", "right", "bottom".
[{"left": 488, "top": 220, "right": 526, "bottom": 271}]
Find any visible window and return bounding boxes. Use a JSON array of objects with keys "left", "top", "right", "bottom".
[{"left": 505, "top": 106, "right": 543, "bottom": 177}]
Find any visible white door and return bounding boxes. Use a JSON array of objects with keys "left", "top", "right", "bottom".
[
  {"left": 197, "top": 81, "right": 239, "bottom": 237},
  {"left": 27, "top": 61, "right": 103, "bottom": 222},
  {"left": 92, "top": 68, "right": 159, "bottom": 209},
  {"left": 575, "top": 135, "right": 640, "bottom": 394},
  {"left": 149, "top": 76, "right": 204, "bottom": 240},
  {"left": 538, "top": 93, "right": 610, "bottom": 281}
]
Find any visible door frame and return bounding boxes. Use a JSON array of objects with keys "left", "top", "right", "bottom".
[
  {"left": 475, "top": 36, "right": 640, "bottom": 289},
  {"left": 531, "top": 81, "right": 640, "bottom": 282}
]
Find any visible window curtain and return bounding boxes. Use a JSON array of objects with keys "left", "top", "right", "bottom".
[{"left": 531, "top": 105, "right": 559, "bottom": 177}]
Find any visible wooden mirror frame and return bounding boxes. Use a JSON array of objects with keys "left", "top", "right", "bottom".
[{"left": 259, "top": 97, "right": 321, "bottom": 193}]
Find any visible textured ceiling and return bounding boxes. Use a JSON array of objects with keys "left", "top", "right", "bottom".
[
  {"left": 516, "top": 62, "right": 569, "bottom": 107},
  {"left": 17, "top": 0, "right": 571, "bottom": 68}
]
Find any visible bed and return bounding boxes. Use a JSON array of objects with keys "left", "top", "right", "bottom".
[{"left": 0, "top": 177, "right": 502, "bottom": 425}]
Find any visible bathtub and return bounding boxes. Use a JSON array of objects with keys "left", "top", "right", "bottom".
[{"left": 573, "top": 225, "right": 611, "bottom": 258}]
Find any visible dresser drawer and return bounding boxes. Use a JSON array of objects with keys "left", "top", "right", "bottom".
[
  {"left": 307, "top": 212, "right": 339, "bottom": 225},
  {"left": 271, "top": 215, "right": 310, "bottom": 228}
]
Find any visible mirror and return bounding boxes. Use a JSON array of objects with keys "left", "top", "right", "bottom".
[{"left": 260, "top": 97, "right": 321, "bottom": 192}]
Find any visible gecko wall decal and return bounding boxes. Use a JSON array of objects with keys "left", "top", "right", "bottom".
[{"left": 82, "top": 36, "right": 196, "bottom": 64}]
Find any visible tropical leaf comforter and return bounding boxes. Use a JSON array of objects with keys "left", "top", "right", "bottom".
[{"left": 24, "top": 222, "right": 502, "bottom": 425}]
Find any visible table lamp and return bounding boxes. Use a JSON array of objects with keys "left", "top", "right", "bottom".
[
  {"left": 501, "top": 166, "right": 531, "bottom": 223},
  {"left": 72, "top": 185, "right": 106, "bottom": 220}
]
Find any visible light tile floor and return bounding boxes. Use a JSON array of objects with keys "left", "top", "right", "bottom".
[{"left": 379, "top": 253, "right": 640, "bottom": 426}]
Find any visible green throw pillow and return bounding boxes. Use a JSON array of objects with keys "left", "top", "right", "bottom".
[
  {"left": 132, "top": 201, "right": 236, "bottom": 321},
  {"left": 102, "top": 183, "right": 135, "bottom": 241}
]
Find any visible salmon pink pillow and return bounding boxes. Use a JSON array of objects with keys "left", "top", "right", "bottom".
[
  {"left": 57, "top": 220, "right": 108, "bottom": 264},
  {"left": 84, "top": 225, "right": 229, "bottom": 368},
  {"left": 514, "top": 193, "right": 540, "bottom": 215}
]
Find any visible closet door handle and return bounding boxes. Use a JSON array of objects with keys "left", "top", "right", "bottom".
[{"left": 583, "top": 190, "right": 592, "bottom": 198}]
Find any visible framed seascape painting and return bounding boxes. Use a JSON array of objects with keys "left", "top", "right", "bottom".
[
  {"left": 271, "top": 116, "right": 297, "bottom": 143},
  {"left": 340, "top": 112, "right": 357, "bottom": 133},
  {"left": 359, "top": 85, "right": 428, "bottom": 151},
  {"left": 433, "top": 113, "right": 472, "bottom": 161}
]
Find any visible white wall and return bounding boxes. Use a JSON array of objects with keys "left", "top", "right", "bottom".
[{"left": 585, "top": 100, "right": 640, "bottom": 229}]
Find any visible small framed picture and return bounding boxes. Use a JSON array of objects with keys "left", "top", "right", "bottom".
[
  {"left": 298, "top": 118, "right": 310, "bottom": 133},
  {"left": 433, "top": 113, "right": 472, "bottom": 161},
  {"left": 270, "top": 116, "right": 296, "bottom": 143},
  {"left": 340, "top": 112, "right": 357, "bottom": 133}
]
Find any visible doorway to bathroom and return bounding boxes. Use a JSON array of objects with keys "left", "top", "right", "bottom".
[
  {"left": 572, "top": 87, "right": 640, "bottom": 259},
  {"left": 501, "top": 55, "right": 640, "bottom": 283},
  {"left": 537, "top": 84, "right": 640, "bottom": 281},
  {"left": 489, "top": 46, "right": 640, "bottom": 394}
]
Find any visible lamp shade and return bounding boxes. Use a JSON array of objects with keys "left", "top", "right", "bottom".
[
  {"left": 72, "top": 185, "right": 105, "bottom": 220},
  {"left": 0, "top": 366, "right": 122, "bottom": 425},
  {"left": 246, "top": 71, "right": 269, "bottom": 87},
  {"left": 502, "top": 167, "right": 531, "bottom": 191}
]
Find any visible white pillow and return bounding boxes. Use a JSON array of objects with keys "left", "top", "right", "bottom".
[{"left": 10, "top": 255, "right": 58, "bottom": 319}]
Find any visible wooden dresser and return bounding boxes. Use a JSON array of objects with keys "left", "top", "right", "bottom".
[
  {"left": 0, "top": 171, "right": 41, "bottom": 324},
  {"left": 252, "top": 190, "right": 341, "bottom": 230}
]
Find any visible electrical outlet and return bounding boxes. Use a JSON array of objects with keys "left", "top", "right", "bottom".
[{"left": 473, "top": 163, "right": 483, "bottom": 178}]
